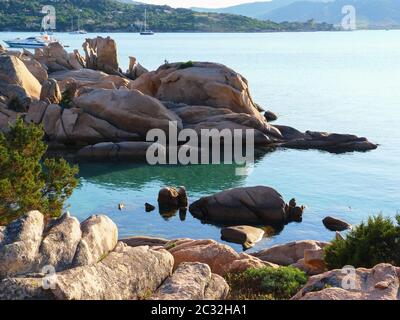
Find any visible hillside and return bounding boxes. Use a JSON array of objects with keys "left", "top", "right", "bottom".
[
  {"left": 262, "top": 0, "right": 400, "bottom": 27},
  {"left": 193, "top": 0, "right": 400, "bottom": 28},
  {"left": 191, "top": 0, "right": 330, "bottom": 20},
  {"left": 0, "top": 0, "right": 335, "bottom": 32}
]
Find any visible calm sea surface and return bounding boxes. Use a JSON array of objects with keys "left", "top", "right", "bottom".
[{"left": 2, "top": 31, "right": 399, "bottom": 252}]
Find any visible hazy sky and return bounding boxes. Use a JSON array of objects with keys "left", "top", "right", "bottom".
[{"left": 138, "top": 1, "right": 271, "bottom": 9}]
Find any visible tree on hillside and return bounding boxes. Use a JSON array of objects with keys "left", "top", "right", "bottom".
[{"left": 0, "top": 119, "right": 78, "bottom": 225}]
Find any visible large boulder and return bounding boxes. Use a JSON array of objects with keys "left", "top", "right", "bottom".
[
  {"left": 292, "top": 263, "right": 400, "bottom": 300},
  {"left": 40, "top": 78, "right": 62, "bottom": 104},
  {"left": 121, "top": 236, "right": 169, "bottom": 248},
  {"left": 20, "top": 55, "right": 48, "bottom": 84},
  {"left": 73, "top": 88, "right": 182, "bottom": 138},
  {"left": 72, "top": 215, "right": 118, "bottom": 267},
  {"left": 252, "top": 240, "right": 329, "bottom": 266},
  {"left": 0, "top": 55, "right": 42, "bottom": 110},
  {"left": 77, "top": 141, "right": 162, "bottom": 162},
  {"left": 36, "top": 213, "right": 81, "bottom": 272},
  {"left": 189, "top": 186, "right": 304, "bottom": 225},
  {"left": 150, "top": 262, "right": 229, "bottom": 300},
  {"left": 50, "top": 69, "right": 134, "bottom": 92},
  {"left": 54, "top": 243, "right": 173, "bottom": 300},
  {"left": 34, "top": 43, "right": 84, "bottom": 73},
  {"left": 2, "top": 50, "right": 48, "bottom": 84},
  {"left": 0, "top": 243, "right": 174, "bottom": 300},
  {"left": 83, "top": 37, "right": 121, "bottom": 75},
  {"left": 158, "top": 186, "right": 188, "bottom": 210},
  {"left": 126, "top": 56, "right": 148, "bottom": 80},
  {"left": 36, "top": 104, "right": 141, "bottom": 145},
  {"left": 131, "top": 62, "right": 265, "bottom": 121},
  {"left": 165, "top": 239, "right": 277, "bottom": 276},
  {"left": 277, "top": 127, "right": 378, "bottom": 152},
  {"left": 0, "top": 211, "right": 44, "bottom": 278},
  {"left": 322, "top": 216, "right": 352, "bottom": 232},
  {"left": 221, "top": 225, "right": 265, "bottom": 250}
]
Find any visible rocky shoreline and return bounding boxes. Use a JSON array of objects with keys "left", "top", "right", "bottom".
[
  {"left": 1, "top": 37, "right": 393, "bottom": 301},
  {"left": 0, "top": 36, "right": 378, "bottom": 162},
  {"left": 1, "top": 210, "right": 398, "bottom": 300}
]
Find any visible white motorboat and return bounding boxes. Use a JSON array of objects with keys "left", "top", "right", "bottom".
[{"left": 4, "top": 34, "right": 57, "bottom": 49}]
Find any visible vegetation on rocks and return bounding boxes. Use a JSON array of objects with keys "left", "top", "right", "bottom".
[
  {"left": 0, "top": 119, "right": 78, "bottom": 225},
  {"left": 226, "top": 266, "right": 308, "bottom": 300},
  {"left": 0, "top": 0, "right": 336, "bottom": 32},
  {"left": 324, "top": 214, "right": 400, "bottom": 269}
]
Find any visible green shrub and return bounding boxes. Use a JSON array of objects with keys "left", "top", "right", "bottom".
[
  {"left": 0, "top": 119, "right": 79, "bottom": 225},
  {"left": 324, "top": 214, "right": 400, "bottom": 269},
  {"left": 178, "top": 61, "right": 194, "bottom": 70},
  {"left": 226, "top": 266, "right": 308, "bottom": 300}
]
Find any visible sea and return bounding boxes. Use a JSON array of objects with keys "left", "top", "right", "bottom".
[{"left": 1, "top": 30, "right": 399, "bottom": 252}]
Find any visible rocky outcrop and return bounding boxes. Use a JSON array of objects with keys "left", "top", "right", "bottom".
[
  {"left": 72, "top": 215, "right": 118, "bottom": 267},
  {"left": 253, "top": 240, "right": 329, "bottom": 266},
  {"left": 36, "top": 213, "right": 81, "bottom": 272},
  {"left": 189, "top": 186, "right": 304, "bottom": 225},
  {"left": 126, "top": 56, "right": 148, "bottom": 80},
  {"left": 158, "top": 186, "right": 188, "bottom": 210},
  {"left": 83, "top": 37, "right": 121, "bottom": 76},
  {"left": 51, "top": 69, "right": 134, "bottom": 92},
  {"left": 73, "top": 88, "right": 182, "bottom": 138},
  {"left": 221, "top": 225, "right": 264, "bottom": 250},
  {"left": 165, "top": 239, "right": 277, "bottom": 276},
  {"left": 253, "top": 240, "right": 329, "bottom": 275},
  {"left": 40, "top": 78, "right": 62, "bottom": 104},
  {"left": 323, "top": 216, "right": 352, "bottom": 232},
  {"left": 292, "top": 263, "right": 400, "bottom": 300},
  {"left": 164, "top": 102, "right": 283, "bottom": 146},
  {"left": 276, "top": 126, "right": 378, "bottom": 152},
  {"left": 77, "top": 142, "right": 160, "bottom": 162},
  {"left": 27, "top": 103, "right": 141, "bottom": 145},
  {"left": 264, "top": 110, "right": 278, "bottom": 122},
  {"left": 35, "top": 43, "right": 84, "bottom": 73},
  {"left": 0, "top": 211, "right": 44, "bottom": 278},
  {"left": 0, "top": 212, "right": 118, "bottom": 278},
  {"left": 0, "top": 37, "right": 378, "bottom": 158},
  {"left": 53, "top": 244, "right": 173, "bottom": 300},
  {"left": 2, "top": 49, "right": 48, "bottom": 84},
  {"left": 150, "top": 262, "right": 229, "bottom": 300},
  {"left": 121, "top": 236, "right": 169, "bottom": 248},
  {"left": 131, "top": 62, "right": 265, "bottom": 121},
  {"left": 0, "top": 212, "right": 175, "bottom": 300},
  {"left": 0, "top": 243, "right": 174, "bottom": 300},
  {"left": 0, "top": 55, "right": 41, "bottom": 111}
]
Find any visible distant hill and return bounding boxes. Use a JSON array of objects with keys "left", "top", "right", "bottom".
[
  {"left": 192, "top": 0, "right": 330, "bottom": 20},
  {"left": 192, "top": 0, "right": 400, "bottom": 28},
  {"left": 262, "top": 0, "right": 400, "bottom": 27},
  {"left": 0, "top": 0, "right": 335, "bottom": 32}
]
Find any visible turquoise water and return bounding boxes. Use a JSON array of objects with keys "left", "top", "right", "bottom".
[{"left": 2, "top": 31, "right": 400, "bottom": 252}]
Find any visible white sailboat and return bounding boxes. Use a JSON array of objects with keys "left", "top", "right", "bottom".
[
  {"left": 69, "top": 15, "right": 87, "bottom": 35},
  {"left": 140, "top": 9, "right": 154, "bottom": 35}
]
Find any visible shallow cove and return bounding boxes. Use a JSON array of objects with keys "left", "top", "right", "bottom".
[{"left": 30, "top": 30, "right": 399, "bottom": 253}]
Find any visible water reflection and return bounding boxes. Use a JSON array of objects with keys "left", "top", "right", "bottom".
[{"left": 79, "top": 163, "right": 247, "bottom": 193}]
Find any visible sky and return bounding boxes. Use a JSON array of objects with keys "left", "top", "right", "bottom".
[{"left": 135, "top": 0, "right": 271, "bottom": 9}]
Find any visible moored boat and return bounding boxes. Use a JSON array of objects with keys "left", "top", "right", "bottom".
[{"left": 4, "top": 34, "right": 57, "bottom": 49}]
